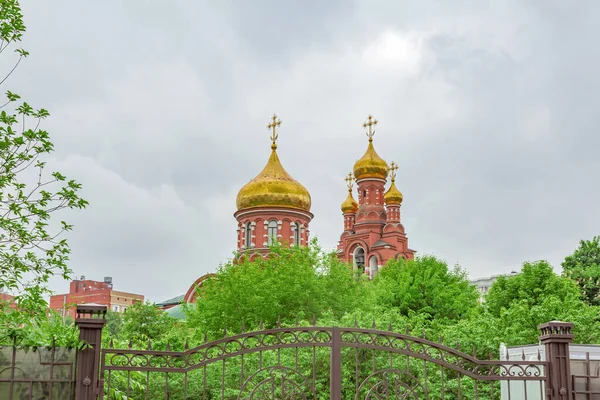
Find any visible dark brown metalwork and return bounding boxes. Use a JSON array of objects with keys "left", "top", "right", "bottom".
[
  {"left": 0, "top": 338, "right": 77, "bottom": 399},
  {"left": 330, "top": 327, "right": 342, "bottom": 400},
  {"left": 98, "top": 324, "right": 555, "bottom": 399},
  {"left": 74, "top": 304, "right": 107, "bottom": 400},
  {"left": 571, "top": 351, "right": 600, "bottom": 399},
  {"left": 539, "top": 321, "right": 574, "bottom": 399}
]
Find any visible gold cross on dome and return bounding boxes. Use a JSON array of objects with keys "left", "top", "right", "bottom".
[
  {"left": 345, "top": 173, "right": 354, "bottom": 190},
  {"left": 362, "top": 114, "right": 378, "bottom": 141},
  {"left": 267, "top": 113, "right": 282, "bottom": 147},
  {"left": 389, "top": 161, "right": 398, "bottom": 181}
]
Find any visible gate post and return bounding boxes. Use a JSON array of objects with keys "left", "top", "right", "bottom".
[
  {"left": 75, "top": 304, "right": 107, "bottom": 400},
  {"left": 538, "top": 321, "right": 574, "bottom": 400},
  {"left": 330, "top": 327, "right": 342, "bottom": 400}
]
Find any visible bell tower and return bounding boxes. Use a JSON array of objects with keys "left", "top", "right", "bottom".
[{"left": 337, "top": 115, "right": 415, "bottom": 277}]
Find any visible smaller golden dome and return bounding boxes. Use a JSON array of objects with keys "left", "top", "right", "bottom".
[
  {"left": 341, "top": 172, "right": 358, "bottom": 213},
  {"left": 384, "top": 179, "right": 403, "bottom": 205},
  {"left": 341, "top": 190, "right": 358, "bottom": 213},
  {"left": 384, "top": 161, "right": 403, "bottom": 205}
]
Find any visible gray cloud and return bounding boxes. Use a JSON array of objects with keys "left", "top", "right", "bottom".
[{"left": 12, "top": 0, "right": 600, "bottom": 301}]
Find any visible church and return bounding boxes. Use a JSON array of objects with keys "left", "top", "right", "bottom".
[{"left": 157, "top": 114, "right": 415, "bottom": 312}]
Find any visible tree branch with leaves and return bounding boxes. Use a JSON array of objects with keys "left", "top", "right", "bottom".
[{"left": 0, "top": 0, "right": 87, "bottom": 328}]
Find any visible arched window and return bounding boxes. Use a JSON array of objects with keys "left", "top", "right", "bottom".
[
  {"left": 267, "top": 220, "right": 278, "bottom": 246},
  {"left": 369, "top": 256, "right": 379, "bottom": 279},
  {"left": 294, "top": 222, "right": 301, "bottom": 245},
  {"left": 353, "top": 247, "right": 365, "bottom": 273},
  {"left": 245, "top": 222, "right": 252, "bottom": 248}
]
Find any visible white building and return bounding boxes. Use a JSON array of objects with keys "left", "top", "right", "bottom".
[{"left": 470, "top": 271, "right": 518, "bottom": 303}]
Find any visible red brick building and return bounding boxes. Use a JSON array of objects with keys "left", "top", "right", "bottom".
[
  {"left": 337, "top": 115, "right": 416, "bottom": 277},
  {"left": 49, "top": 276, "right": 144, "bottom": 319},
  {"left": 160, "top": 114, "right": 418, "bottom": 316},
  {"left": 0, "top": 292, "right": 16, "bottom": 310}
]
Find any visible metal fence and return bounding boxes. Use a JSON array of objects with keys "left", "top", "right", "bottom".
[
  {"left": 0, "top": 339, "right": 77, "bottom": 400},
  {"left": 572, "top": 352, "right": 600, "bottom": 399}
]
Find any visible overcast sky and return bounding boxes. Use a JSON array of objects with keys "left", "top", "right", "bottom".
[{"left": 10, "top": 0, "right": 600, "bottom": 302}]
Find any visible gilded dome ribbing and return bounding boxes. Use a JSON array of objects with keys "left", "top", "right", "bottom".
[{"left": 236, "top": 148, "right": 311, "bottom": 212}]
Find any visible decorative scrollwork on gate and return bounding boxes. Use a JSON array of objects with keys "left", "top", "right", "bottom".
[
  {"left": 102, "top": 327, "right": 332, "bottom": 372},
  {"left": 340, "top": 328, "right": 546, "bottom": 380},
  {"left": 238, "top": 366, "right": 317, "bottom": 400},
  {"left": 356, "top": 369, "right": 424, "bottom": 400}
]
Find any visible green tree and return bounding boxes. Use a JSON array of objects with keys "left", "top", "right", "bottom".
[
  {"left": 373, "top": 255, "right": 479, "bottom": 322},
  {"left": 0, "top": 0, "right": 87, "bottom": 322},
  {"left": 104, "top": 310, "right": 124, "bottom": 337},
  {"left": 562, "top": 236, "right": 600, "bottom": 305},
  {"left": 443, "top": 260, "right": 600, "bottom": 355},
  {"left": 186, "top": 241, "right": 372, "bottom": 336},
  {"left": 121, "top": 301, "right": 177, "bottom": 340},
  {"left": 0, "top": 307, "right": 81, "bottom": 347},
  {"left": 485, "top": 260, "right": 581, "bottom": 317}
]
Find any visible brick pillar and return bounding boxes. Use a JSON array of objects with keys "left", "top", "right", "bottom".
[
  {"left": 538, "top": 321, "right": 574, "bottom": 400},
  {"left": 75, "top": 304, "right": 107, "bottom": 400}
]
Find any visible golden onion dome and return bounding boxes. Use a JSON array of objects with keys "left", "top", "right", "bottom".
[
  {"left": 341, "top": 190, "right": 358, "bottom": 213},
  {"left": 353, "top": 139, "right": 389, "bottom": 181},
  {"left": 384, "top": 161, "right": 403, "bottom": 205},
  {"left": 353, "top": 115, "right": 389, "bottom": 180},
  {"left": 384, "top": 179, "right": 403, "bottom": 205},
  {"left": 341, "top": 172, "right": 358, "bottom": 213},
  {"left": 236, "top": 114, "right": 311, "bottom": 212}
]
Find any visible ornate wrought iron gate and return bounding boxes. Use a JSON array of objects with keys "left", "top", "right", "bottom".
[
  {"left": 97, "top": 325, "right": 551, "bottom": 399},
  {"left": 72, "top": 306, "right": 580, "bottom": 400}
]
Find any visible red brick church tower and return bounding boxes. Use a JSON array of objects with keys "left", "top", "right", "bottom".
[
  {"left": 234, "top": 114, "right": 313, "bottom": 257},
  {"left": 337, "top": 115, "right": 415, "bottom": 277}
]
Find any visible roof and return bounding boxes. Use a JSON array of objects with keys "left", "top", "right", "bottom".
[
  {"left": 156, "top": 294, "right": 184, "bottom": 307},
  {"left": 469, "top": 271, "right": 519, "bottom": 284},
  {"left": 371, "top": 240, "right": 393, "bottom": 248},
  {"left": 165, "top": 304, "right": 186, "bottom": 320}
]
